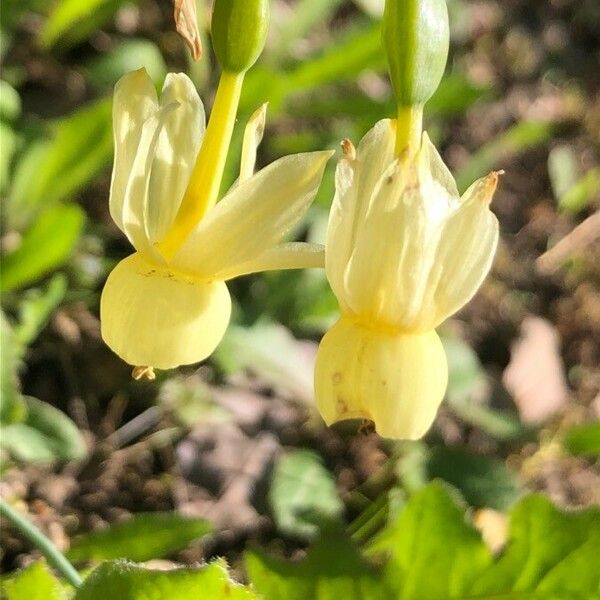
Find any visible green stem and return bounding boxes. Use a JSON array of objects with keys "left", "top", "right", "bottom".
[
  {"left": 395, "top": 104, "right": 423, "bottom": 157},
  {"left": 0, "top": 498, "right": 82, "bottom": 588}
]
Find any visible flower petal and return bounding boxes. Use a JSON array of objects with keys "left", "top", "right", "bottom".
[
  {"left": 326, "top": 119, "right": 396, "bottom": 305},
  {"left": 171, "top": 150, "right": 333, "bottom": 276},
  {"left": 215, "top": 242, "right": 324, "bottom": 280},
  {"left": 315, "top": 316, "right": 447, "bottom": 440},
  {"left": 238, "top": 103, "right": 267, "bottom": 183},
  {"left": 101, "top": 253, "right": 231, "bottom": 369},
  {"left": 431, "top": 172, "right": 500, "bottom": 324},
  {"left": 145, "top": 73, "right": 205, "bottom": 244},
  {"left": 109, "top": 68, "right": 158, "bottom": 238}
]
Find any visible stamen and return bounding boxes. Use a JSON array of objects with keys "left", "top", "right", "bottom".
[{"left": 132, "top": 366, "right": 156, "bottom": 381}]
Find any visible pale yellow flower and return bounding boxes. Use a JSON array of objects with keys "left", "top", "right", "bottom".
[
  {"left": 315, "top": 119, "right": 500, "bottom": 439},
  {"left": 101, "top": 69, "right": 331, "bottom": 370}
]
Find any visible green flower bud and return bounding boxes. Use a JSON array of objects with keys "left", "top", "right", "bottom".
[
  {"left": 211, "top": 0, "right": 270, "bottom": 74},
  {"left": 382, "top": 0, "right": 449, "bottom": 106}
]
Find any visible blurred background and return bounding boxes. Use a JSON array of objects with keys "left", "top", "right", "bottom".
[{"left": 1, "top": 0, "right": 599, "bottom": 577}]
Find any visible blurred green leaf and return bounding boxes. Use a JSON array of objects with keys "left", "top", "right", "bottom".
[
  {"left": 0, "top": 121, "right": 18, "bottom": 192},
  {"left": 67, "top": 513, "right": 212, "bottom": 563},
  {"left": 85, "top": 39, "right": 167, "bottom": 89},
  {"left": 0, "top": 312, "right": 26, "bottom": 424},
  {"left": 247, "top": 528, "right": 389, "bottom": 600},
  {"left": 215, "top": 322, "right": 315, "bottom": 404},
  {"left": 470, "top": 495, "right": 600, "bottom": 597},
  {"left": 1, "top": 396, "right": 86, "bottom": 463},
  {"left": 443, "top": 335, "right": 528, "bottom": 440},
  {"left": 1, "top": 560, "right": 66, "bottom": 600},
  {"left": 456, "top": 121, "right": 555, "bottom": 192},
  {"left": 559, "top": 168, "right": 600, "bottom": 215},
  {"left": 427, "top": 447, "right": 521, "bottom": 510},
  {"left": 270, "top": 449, "right": 343, "bottom": 540},
  {"left": 1, "top": 203, "right": 84, "bottom": 292},
  {"left": 548, "top": 145, "right": 579, "bottom": 200},
  {"left": 14, "top": 274, "right": 67, "bottom": 347},
  {"left": 7, "top": 98, "right": 112, "bottom": 229},
  {"left": 40, "top": 0, "right": 132, "bottom": 50},
  {"left": 74, "top": 560, "right": 256, "bottom": 600},
  {"left": 370, "top": 482, "right": 492, "bottom": 599},
  {"left": 563, "top": 421, "right": 600, "bottom": 457},
  {"left": 0, "top": 79, "right": 21, "bottom": 121}
]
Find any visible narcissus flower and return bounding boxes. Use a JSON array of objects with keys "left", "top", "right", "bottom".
[
  {"left": 315, "top": 119, "right": 500, "bottom": 439},
  {"left": 101, "top": 69, "right": 331, "bottom": 371}
]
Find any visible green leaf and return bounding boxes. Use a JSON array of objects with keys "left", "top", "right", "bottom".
[
  {"left": 369, "top": 482, "right": 492, "bottom": 599},
  {"left": 1, "top": 560, "right": 66, "bottom": 600},
  {"left": 67, "top": 513, "right": 212, "bottom": 563},
  {"left": 0, "top": 312, "right": 26, "bottom": 424},
  {"left": 14, "top": 274, "right": 68, "bottom": 347},
  {"left": 559, "top": 168, "right": 600, "bottom": 215},
  {"left": 471, "top": 495, "right": 600, "bottom": 597},
  {"left": 0, "top": 79, "right": 21, "bottom": 121},
  {"left": 1, "top": 203, "right": 84, "bottom": 292},
  {"left": 246, "top": 528, "right": 390, "bottom": 600},
  {"left": 563, "top": 421, "right": 600, "bottom": 457},
  {"left": 0, "top": 396, "right": 86, "bottom": 463},
  {"left": 85, "top": 39, "right": 167, "bottom": 89},
  {"left": 443, "top": 335, "right": 527, "bottom": 440},
  {"left": 269, "top": 449, "right": 343, "bottom": 539},
  {"left": 40, "top": 0, "right": 133, "bottom": 50},
  {"left": 7, "top": 98, "right": 112, "bottom": 229},
  {"left": 426, "top": 447, "right": 521, "bottom": 510},
  {"left": 74, "top": 560, "right": 256, "bottom": 600},
  {"left": 455, "top": 121, "right": 555, "bottom": 192}
]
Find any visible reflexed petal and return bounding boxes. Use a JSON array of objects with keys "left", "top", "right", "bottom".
[
  {"left": 171, "top": 150, "right": 333, "bottom": 276},
  {"left": 431, "top": 172, "right": 500, "bottom": 324},
  {"left": 110, "top": 68, "right": 158, "bottom": 238},
  {"left": 145, "top": 73, "right": 205, "bottom": 244},
  {"left": 419, "top": 132, "right": 458, "bottom": 199},
  {"left": 238, "top": 103, "right": 267, "bottom": 183},
  {"left": 315, "top": 316, "right": 447, "bottom": 440},
  {"left": 100, "top": 253, "right": 231, "bottom": 369},
  {"left": 216, "top": 242, "right": 325, "bottom": 280}
]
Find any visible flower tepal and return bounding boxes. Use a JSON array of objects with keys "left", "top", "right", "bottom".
[
  {"left": 315, "top": 120, "right": 500, "bottom": 439},
  {"left": 101, "top": 69, "right": 331, "bottom": 371}
]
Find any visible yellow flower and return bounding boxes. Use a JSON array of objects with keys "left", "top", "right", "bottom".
[
  {"left": 315, "top": 119, "right": 500, "bottom": 439},
  {"left": 101, "top": 69, "right": 331, "bottom": 370}
]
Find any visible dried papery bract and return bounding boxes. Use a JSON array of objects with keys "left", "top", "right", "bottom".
[{"left": 173, "top": 0, "right": 202, "bottom": 60}]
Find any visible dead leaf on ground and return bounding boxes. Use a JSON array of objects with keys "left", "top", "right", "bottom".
[{"left": 503, "top": 316, "right": 569, "bottom": 424}]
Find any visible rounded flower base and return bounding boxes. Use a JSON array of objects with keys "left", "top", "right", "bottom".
[
  {"left": 314, "top": 315, "right": 448, "bottom": 439},
  {"left": 101, "top": 253, "right": 231, "bottom": 369}
]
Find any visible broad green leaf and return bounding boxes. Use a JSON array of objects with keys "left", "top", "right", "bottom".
[
  {"left": 246, "top": 528, "right": 390, "bottom": 600},
  {"left": 269, "top": 449, "right": 343, "bottom": 539},
  {"left": 74, "top": 560, "right": 256, "bottom": 600},
  {"left": 40, "top": 0, "right": 132, "bottom": 50},
  {"left": 7, "top": 98, "right": 112, "bottom": 229},
  {"left": 455, "top": 121, "right": 555, "bottom": 192},
  {"left": 14, "top": 274, "right": 67, "bottom": 347},
  {"left": 67, "top": 513, "right": 212, "bottom": 563},
  {"left": 1, "top": 560, "right": 66, "bottom": 600},
  {"left": 471, "top": 495, "right": 600, "bottom": 597},
  {"left": 0, "top": 422, "right": 58, "bottom": 463},
  {"left": 0, "top": 79, "right": 21, "bottom": 121},
  {"left": 563, "top": 421, "right": 600, "bottom": 457},
  {"left": 0, "top": 312, "right": 25, "bottom": 424},
  {"left": 1, "top": 203, "right": 84, "bottom": 292},
  {"left": 426, "top": 447, "right": 521, "bottom": 510},
  {"left": 369, "top": 482, "right": 492, "bottom": 599},
  {"left": 85, "top": 39, "right": 167, "bottom": 89}
]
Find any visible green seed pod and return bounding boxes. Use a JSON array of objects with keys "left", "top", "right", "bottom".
[
  {"left": 382, "top": 0, "right": 449, "bottom": 106},
  {"left": 211, "top": 0, "right": 270, "bottom": 73}
]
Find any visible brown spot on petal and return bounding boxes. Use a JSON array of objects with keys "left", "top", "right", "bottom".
[{"left": 332, "top": 371, "right": 342, "bottom": 385}]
